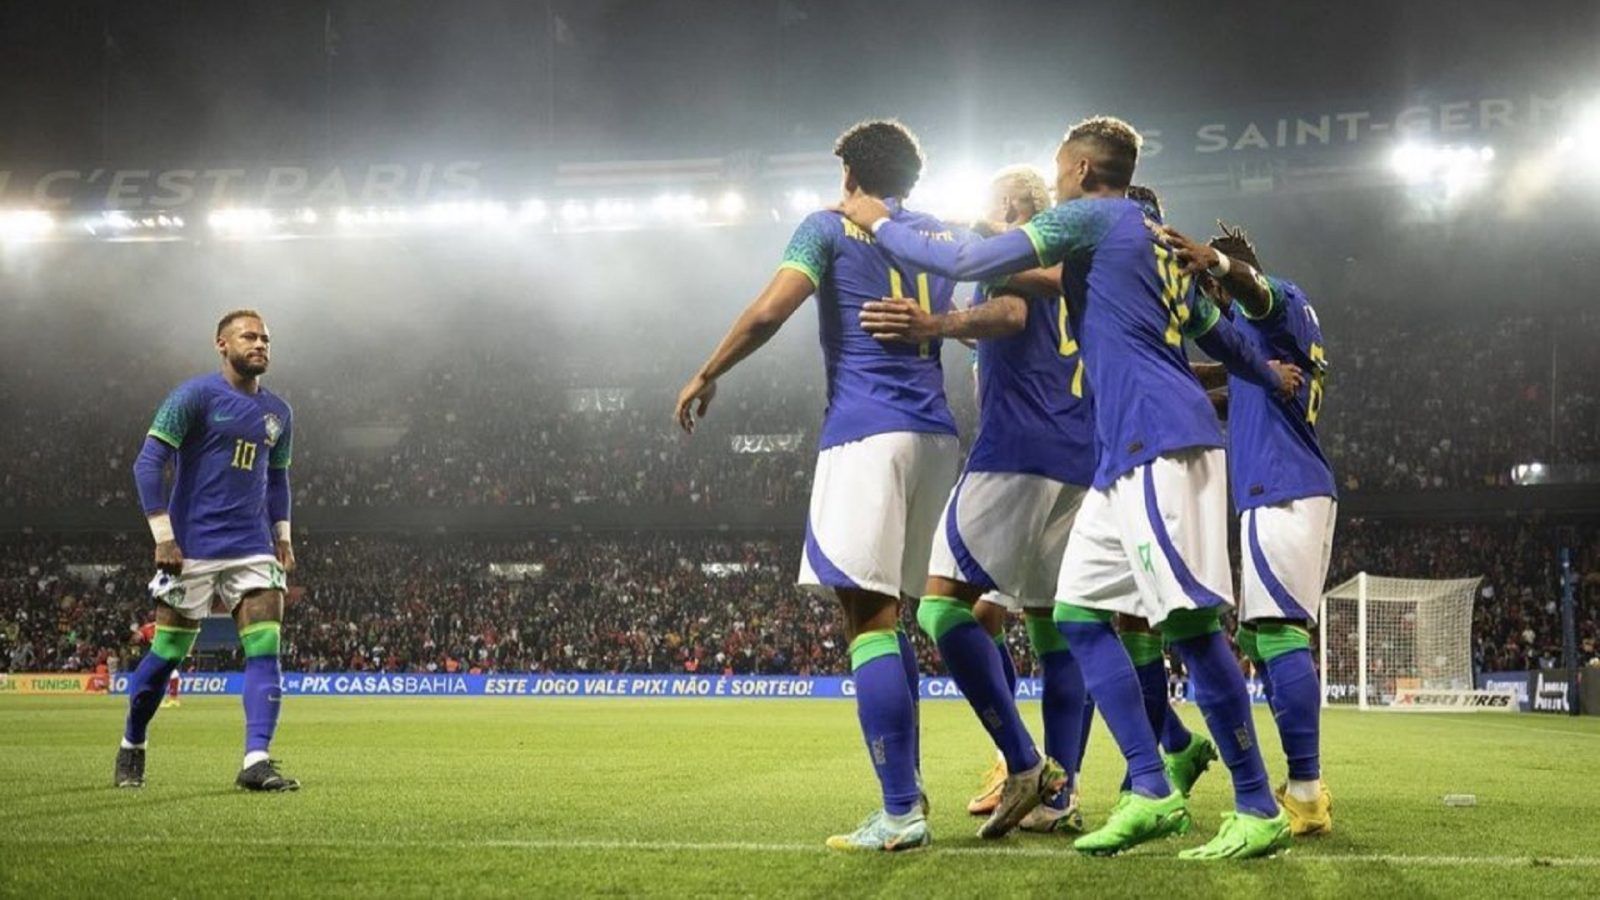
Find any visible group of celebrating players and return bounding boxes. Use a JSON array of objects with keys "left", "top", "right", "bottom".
[
  {"left": 675, "top": 115, "right": 1335, "bottom": 859},
  {"left": 109, "top": 111, "right": 1335, "bottom": 861}
]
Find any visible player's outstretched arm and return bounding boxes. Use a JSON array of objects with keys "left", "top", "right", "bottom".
[
  {"left": 1150, "top": 223, "right": 1273, "bottom": 319},
  {"left": 860, "top": 293, "right": 1027, "bottom": 344},
  {"left": 1185, "top": 297, "right": 1304, "bottom": 400},
  {"left": 675, "top": 267, "right": 814, "bottom": 434},
  {"left": 836, "top": 194, "right": 1039, "bottom": 281},
  {"left": 132, "top": 436, "right": 182, "bottom": 574}
]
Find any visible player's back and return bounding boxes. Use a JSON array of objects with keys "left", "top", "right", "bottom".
[
  {"left": 783, "top": 203, "right": 959, "bottom": 449},
  {"left": 1048, "top": 197, "right": 1221, "bottom": 488},
  {"left": 1228, "top": 277, "right": 1336, "bottom": 508},
  {"left": 151, "top": 371, "right": 292, "bottom": 560},
  {"left": 968, "top": 285, "right": 1095, "bottom": 486}
]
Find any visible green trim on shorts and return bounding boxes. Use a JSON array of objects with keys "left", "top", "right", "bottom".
[
  {"left": 1255, "top": 622, "right": 1312, "bottom": 662},
  {"left": 1025, "top": 614, "right": 1070, "bottom": 657},
  {"left": 1053, "top": 603, "right": 1114, "bottom": 625},
  {"left": 1235, "top": 623, "right": 1264, "bottom": 664},
  {"left": 1120, "top": 630, "right": 1165, "bottom": 666},
  {"left": 1159, "top": 608, "right": 1222, "bottom": 643}
]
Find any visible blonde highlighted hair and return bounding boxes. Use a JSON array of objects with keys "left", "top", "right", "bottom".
[{"left": 991, "top": 164, "right": 1053, "bottom": 212}]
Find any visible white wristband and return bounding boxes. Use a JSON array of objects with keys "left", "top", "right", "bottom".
[
  {"left": 148, "top": 514, "right": 174, "bottom": 544},
  {"left": 273, "top": 521, "right": 292, "bottom": 543},
  {"left": 1207, "top": 252, "right": 1232, "bottom": 278},
  {"left": 869, "top": 217, "right": 890, "bottom": 234}
]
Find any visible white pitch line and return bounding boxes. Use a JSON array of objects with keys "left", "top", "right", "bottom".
[{"left": 6, "top": 835, "right": 1600, "bottom": 868}]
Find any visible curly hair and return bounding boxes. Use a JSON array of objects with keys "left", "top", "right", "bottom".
[
  {"left": 1064, "top": 115, "right": 1142, "bottom": 191},
  {"left": 1127, "top": 184, "right": 1163, "bottom": 220},
  {"left": 1208, "top": 220, "right": 1262, "bottom": 270},
  {"left": 834, "top": 119, "right": 925, "bottom": 199}
]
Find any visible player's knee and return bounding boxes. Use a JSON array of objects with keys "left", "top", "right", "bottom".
[
  {"left": 151, "top": 624, "right": 200, "bottom": 663},
  {"left": 238, "top": 621, "right": 282, "bottom": 658},
  {"left": 1157, "top": 608, "right": 1222, "bottom": 644},
  {"left": 915, "top": 595, "right": 974, "bottom": 642}
]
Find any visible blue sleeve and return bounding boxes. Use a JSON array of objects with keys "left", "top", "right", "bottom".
[
  {"left": 267, "top": 466, "right": 291, "bottom": 526},
  {"left": 873, "top": 220, "right": 1039, "bottom": 282},
  {"left": 132, "top": 436, "right": 175, "bottom": 516},
  {"left": 1019, "top": 200, "right": 1120, "bottom": 268},
  {"left": 1187, "top": 301, "right": 1282, "bottom": 392},
  {"left": 268, "top": 409, "right": 293, "bottom": 469}
]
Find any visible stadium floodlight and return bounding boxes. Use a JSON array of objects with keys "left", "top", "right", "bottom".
[
  {"left": 296, "top": 208, "right": 319, "bottom": 225},
  {"left": 786, "top": 188, "right": 821, "bottom": 214},
  {"left": 102, "top": 211, "right": 137, "bottom": 231},
  {"left": 518, "top": 199, "right": 548, "bottom": 223},
  {"left": 911, "top": 165, "right": 986, "bottom": 223},
  {"left": 717, "top": 190, "right": 746, "bottom": 219},
  {"left": 0, "top": 209, "right": 55, "bottom": 241},
  {"left": 208, "top": 207, "right": 277, "bottom": 235},
  {"left": 560, "top": 200, "right": 590, "bottom": 223}
]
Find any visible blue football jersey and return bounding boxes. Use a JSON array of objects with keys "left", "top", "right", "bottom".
[
  {"left": 966, "top": 283, "right": 1096, "bottom": 486},
  {"left": 1226, "top": 276, "right": 1336, "bottom": 509},
  {"left": 870, "top": 196, "right": 1223, "bottom": 489},
  {"left": 779, "top": 202, "right": 959, "bottom": 449},
  {"left": 146, "top": 372, "right": 293, "bottom": 560}
]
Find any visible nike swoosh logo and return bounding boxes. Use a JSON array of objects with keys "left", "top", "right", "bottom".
[{"left": 211, "top": 413, "right": 235, "bottom": 422}]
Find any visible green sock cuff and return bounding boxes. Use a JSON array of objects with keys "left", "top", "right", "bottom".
[
  {"left": 915, "top": 596, "right": 975, "bottom": 642},
  {"left": 1053, "top": 603, "right": 1114, "bottom": 625},
  {"left": 1120, "top": 631, "right": 1165, "bottom": 666},
  {"left": 1158, "top": 608, "right": 1222, "bottom": 643},
  {"left": 151, "top": 625, "right": 199, "bottom": 663},
  {"left": 1235, "top": 624, "right": 1264, "bottom": 663},
  {"left": 1025, "top": 615, "right": 1070, "bottom": 657},
  {"left": 849, "top": 629, "right": 901, "bottom": 671},
  {"left": 1256, "top": 622, "right": 1312, "bottom": 661},
  {"left": 239, "top": 621, "right": 282, "bottom": 658}
]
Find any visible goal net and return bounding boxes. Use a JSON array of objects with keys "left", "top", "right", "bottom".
[{"left": 1320, "top": 573, "right": 1481, "bottom": 710}]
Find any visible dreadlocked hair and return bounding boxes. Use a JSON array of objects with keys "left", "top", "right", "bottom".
[{"left": 1208, "top": 220, "right": 1261, "bottom": 270}]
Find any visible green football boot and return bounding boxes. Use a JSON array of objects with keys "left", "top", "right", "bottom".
[
  {"left": 1163, "top": 734, "right": 1218, "bottom": 797},
  {"left": 1073, "top": 789, "right": 1191, "bottom": 856},
  {"left": 1178, "top": 810, "right": 1292, "bottom": 860}
]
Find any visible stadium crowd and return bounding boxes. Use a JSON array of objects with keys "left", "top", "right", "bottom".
[
  {"left": 1, "top": 303, "right": 1595, "bottom": 510},
  {"left": 3, "top": 522, "right": 1595, "bottom": 678}
]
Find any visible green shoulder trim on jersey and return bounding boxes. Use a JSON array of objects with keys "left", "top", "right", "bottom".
[
  {"left": 147, "top": 384, "right": 202, "bottom": 448},
  {"left": 776, "top": 260, "right": 820, "bottom": 287},
  {"left": 1180, "top": 293, "right": 1224, "bottom": 339},
  {"left": 779, "top": 215, "right": 832, "bottom": 288},
  {"left": 1022, "top": 200, "right": 1119, "bottom": 268},
  {"left": 1239, "top": 272, "right": 1283, "bottom": 322},
  {"left": 147, "top": 428, "right": 182, "bottom": 449}
]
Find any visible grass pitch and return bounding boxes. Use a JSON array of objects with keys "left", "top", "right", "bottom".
[{"left": 2, "top": 695, "right": 1596, "bottom": 898}]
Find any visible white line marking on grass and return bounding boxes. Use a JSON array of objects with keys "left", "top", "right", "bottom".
[{"left": 7, "top": 835, "right": 1600, "bottom": 868}]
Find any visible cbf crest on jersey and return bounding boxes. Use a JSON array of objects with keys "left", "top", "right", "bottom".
[{"left": 263, "top": 413, "right": 283, "bottom": 448}]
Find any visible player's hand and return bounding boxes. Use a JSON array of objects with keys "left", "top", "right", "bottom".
[
  {"left": 836, "top": 191, "right": 890, "bottom": 231},
  {"left": 674, "top": 374, "right": 717, "bottom": 435},
  {"left": 154, "top": 540, "right": 184, "bottom": 576},
  {"left": 1149, "top": 223, "right": 1221, "bottom": 276},
  {"left": 861, "top": 298, "right": 940, "bottom": 344},
  {"left": 1269, "top": 360, "right": 1306, "bottom": 400},
  {"left": 275, "top": 540, "right": 296, "bottom": 574}
]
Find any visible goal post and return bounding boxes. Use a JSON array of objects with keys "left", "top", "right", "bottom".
[{"left": 1320, "top": 572, "right": 1482, "bottom": 710}]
